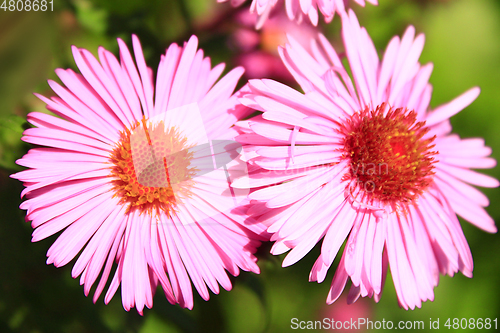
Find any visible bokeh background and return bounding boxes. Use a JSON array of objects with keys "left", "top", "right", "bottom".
[{"left": 1, "top": 0, "right": 499, "bottom": 332}]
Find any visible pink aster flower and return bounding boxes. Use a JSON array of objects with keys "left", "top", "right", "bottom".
[
  {"left": 218, "top": 0, "right": 378, "bottom": 28},
  {"left": 12, "top": 35, "right": 267, "bottom": 314},
  {"left": 234, "top": 10, "right": 498, "bottom": 309},
  {"left": 232, "top": 8, "right": 317, "bottom": 81}
]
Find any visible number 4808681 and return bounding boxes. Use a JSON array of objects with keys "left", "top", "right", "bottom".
[
  {"left": 1, "top": 0, "right": 54, "bottom": 11},
  {"left": 444, "top": 318, "right": 497, "bottom": 330}
]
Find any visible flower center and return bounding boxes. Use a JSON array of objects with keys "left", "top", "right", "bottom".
[
  {"left": 341, "top": 103, "right": 437, "bottom": 204},
  {"left": 110, "top": 118, "right": 196, "bottom": 215}
]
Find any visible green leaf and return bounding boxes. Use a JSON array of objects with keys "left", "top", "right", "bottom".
[{"left": 0, "top": 115, "right": 28, "bottom": 170}]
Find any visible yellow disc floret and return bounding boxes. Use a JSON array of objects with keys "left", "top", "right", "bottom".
[{"left": 110, "top": 118, "right": 196, "bottom": 216}]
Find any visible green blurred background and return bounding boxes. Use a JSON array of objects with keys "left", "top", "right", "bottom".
[{"left": 0, "top": 0, "right": 499, "bottom": 332}]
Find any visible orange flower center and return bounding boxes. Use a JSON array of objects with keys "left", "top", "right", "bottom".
[
  {"left": 341, "top": 104, "right": 437, "bottom": 204},
  {"left": 110, "top": 118, "right": 196, "bottom": 216}
]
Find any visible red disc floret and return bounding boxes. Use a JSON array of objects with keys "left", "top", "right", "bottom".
[{"left": 341, "top": 103, "right": 437, "bottom": 204}]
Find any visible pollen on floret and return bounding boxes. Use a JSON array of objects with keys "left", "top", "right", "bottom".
[
  {"left": 110, "top": 117, "right": 197, "bottom": 216},
  {"left": 340, "top": 103, "right": 437, "bottom": 205}
]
